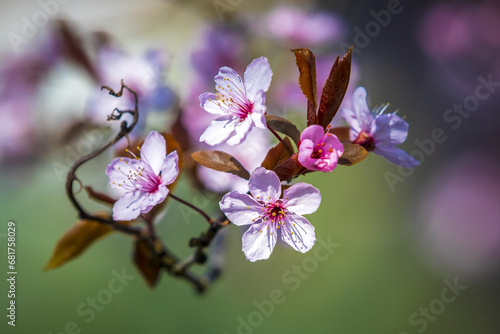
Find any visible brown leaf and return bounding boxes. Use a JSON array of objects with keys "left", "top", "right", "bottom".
[
  {"left": 133, "top": 239, "right": 162, "bottom": 288},
  {"left": 317, "top": 47, "right": 353, "bottom": 128},
  {"left": 192, "top": 150, "right": 250, "bottom": 180},
  {"left": 44, "top": 212, "right": 114, "bottom": 271},
  {"left": 338, "top": 142, "right": 369, "bottom": 166},
  {"left": 261, "top": 137, "right": 294, "bottom": 170},
  {"left": 329, "top": 126, "right": 351, "bottom": 141},
  {"left": 273, "top": 154, "right": 303, "bottom": 181},
  {"left": 292, "top": 48, "right": 317, "bottom": 126},
  {"left": 265, "top": 115, "right": 301, "bottom": 146}
]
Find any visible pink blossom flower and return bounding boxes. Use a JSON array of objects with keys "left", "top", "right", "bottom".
[
  {"left": 106, "top": 131, "right": 179, "bottom": 221},
  {"left": 298, "top": 125, "right": 344, "bottom": 172},
  {"left": 342, "top": 87, "right": 419, "bottom": 168},
  {"left": 199, "top": 57, "right": 273, "bottom": 146},
  {"left": 220, "top": 167, "right": 320, "bottom": 262}
]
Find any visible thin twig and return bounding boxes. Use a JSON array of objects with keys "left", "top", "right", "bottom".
[{"left": 169, "top": 193, "right": 213, "bottom": 224}]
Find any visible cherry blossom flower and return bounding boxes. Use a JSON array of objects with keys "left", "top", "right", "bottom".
[
  {"left": 106, "top": 131, "right": 179, "bottom": 221},
  {"left": 199, "top": 57, "right": 273, "bottom": 146},
  {"left": 298, "top": 125, "right": 344, "bottom": 172},
  {"left": 220, "top": 167, "right": 320, "bottom": 262},
  {"left": 342, "top": 87, "right": 419, "bottom": 168}
]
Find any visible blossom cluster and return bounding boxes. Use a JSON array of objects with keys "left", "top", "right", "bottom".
[{"left": 107, "top": 51, "right": 419, "bottom": 262}]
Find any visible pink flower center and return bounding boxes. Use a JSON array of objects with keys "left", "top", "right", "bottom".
[
  {"left": 115, "top": 148, "right": 162, "bottom": 193},
  {"left": 118, "top": 162, "right": 162, "bottom": 193},
  {"left": 353, "top": 131, "right": 376, "bottom": 151},
  {"left": 263, "top": 200, "right": 288, "bottom": 223},
  {"left": 215, "top": 77, "right": 254, "bottom": 121},
  {"left": 310, "top": 135, "right": 334, "bottom": 160}
]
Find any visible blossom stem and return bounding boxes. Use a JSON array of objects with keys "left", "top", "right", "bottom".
[
  {"left": 168, "top": 193, "right": 213, "bottom": 224},
  {"left": 268, "top": 127, "right": 284, "bottom": 142}
]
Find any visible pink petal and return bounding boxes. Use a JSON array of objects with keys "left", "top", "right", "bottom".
[
  {"left": 300, "top": 125, "right": 324, "bottom": 144},
  {"left": 220, "top": 192, "right": 263, "bottom": 226},
  {"left": 112, "top": 191, "right": 147, "bottom": 221},
  {"left": 283, "top": 183, "right": 321, "bottom": 215},
  {"left": 249, "top": 167, "right": 281, "bottom": 204},
  {"left": 215, "top": 66, "right": 245, "bottom": 93},
  {"left": 280, "top": 214, "right": 316, "bottom": 253},
  {"left": 199, "top": 115, "right": 236, "bottom": 146},
  {"left": 160, "top": 151, "right": 179, "bottom": 185},
  {"left": 226, "top": 117, "right": 253, "bottom": 146},
  {"left": 243, "top": 57, "right": 273, "bottom": 101},
  {"left": 373, "top": 145, "right": 420, "bottom": 168},
  {"left": 372, "top": 113, "right": 409, "bottom": 145},
  {"left": 298, "top": 139, "right": 316, "bottom": 169},
  {"left": 250, "top": 111, "right": 267, "bottom": 129},
  {"left": 140, "top": 131, "right": 166, "bottom": 175},
  {"left": 106, "top": 157, "right": 144, "bottom": 190},
  {"left": 341, "top": 107, "right": 362, "bottom": 140},
  {"left": 199, "top": 92, "right": 226, "bottom": 115},
  {"left": 352, "top": 87, "right": 374, "bottom": 131},
  {"left": 140, "top": 186, "right": 169, "bottom": 213},
  {"left": 242, "top": 220, "right": 277, "bottom": 262}
]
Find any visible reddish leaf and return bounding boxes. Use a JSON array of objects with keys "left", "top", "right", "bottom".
[
  {"left": 329, "top": 126, "right": 351, "bottom": 141},
  {"left": 44, "top": 212, "right": 114, "bottom": 270},
  {"left": 261, "top": 137, "right": 294, "bottom": 170},
  {"left": 292, "top": 48, "right": 318, "bottom": 126},
  {"left": 133, "top": 238, "right": 162, "bottom": 288},
  {"left": 265, "top": 115, "right": 301, "bottom": 146},
  {"left": 317, "top": 47, "right": 353, "bottom": 128},
  {"left": 273, "top": 154, "right": 303, "bottom": 181},
  {"left": 192, "top": 150, "right": 250, "bottom": 180},
  {"left": 338, "top": 142, "right": 369, "bottom": 166}
]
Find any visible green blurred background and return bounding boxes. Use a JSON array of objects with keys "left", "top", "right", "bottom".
[{"left": 1, "top": 0, "right": 499, "bottom": 333}]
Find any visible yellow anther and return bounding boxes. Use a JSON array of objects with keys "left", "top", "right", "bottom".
[
  {"left": 260, "top": 231, "right": 262, "bottom": 233},
  {"left": 318, "top": 149, "right": 322, "bottom": 153},
  {"left": 246, "top": 206, "right": 250, "bottom": 209},
  {"left": 321, "top": 143, "right": 325, "bottom": 146},
  {"left": 120, "top": 158, "right": 123, "bottom": 161},
  {"left": 272, "top": 213, "right": 276, "bottom": 216},
  {"left": 291, "top": 232, "right": 294, "bottom": 235}
]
